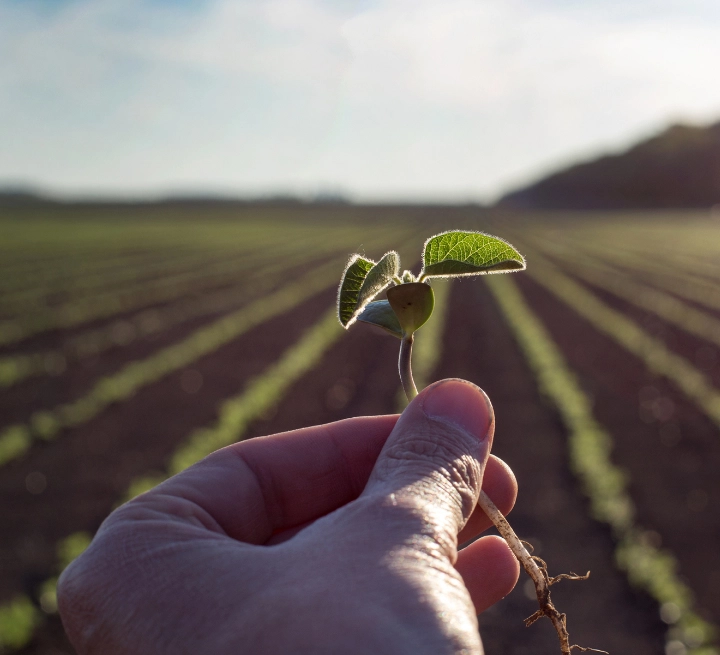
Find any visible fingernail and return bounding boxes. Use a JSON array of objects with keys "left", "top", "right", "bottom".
[{"left": 422, "top": 380, "right": 492, "bottom": 441}]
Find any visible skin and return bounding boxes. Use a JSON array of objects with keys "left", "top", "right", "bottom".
[{"left": 58, "top": 379, "right": 520, "bottom": 655}]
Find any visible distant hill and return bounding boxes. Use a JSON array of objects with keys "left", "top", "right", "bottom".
[
  {"left": 0, "top": 188, "right": 351, "bottom": 209},
  {"left": 0, "top": 187, "right": 55, "bottom": 207},
  {"left": 499, "top": 121, "right": 720, "bottom": 210}
]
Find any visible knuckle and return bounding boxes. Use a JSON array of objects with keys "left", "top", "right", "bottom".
[
  {"left": 58, "top": 552, "right": 90, "bottom": 613},
  {"left": 57, "top": 515, "right": 139, "bottom": 651},
  {"left": 57, "top": 553, "right": 103, "bottom": 650},
  {"left": 357, "top": 492, "right": 460, "bottom": 558},
  {"left": 377, "top": 428, "right": 483, "bottom": 519}
]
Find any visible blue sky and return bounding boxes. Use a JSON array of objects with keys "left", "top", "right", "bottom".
[{"left": 2, "top": 0, "right": 720, "bottom": 202}]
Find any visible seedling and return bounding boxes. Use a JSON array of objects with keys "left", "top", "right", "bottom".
[{"left": 338, "top": 230, "right": 605, "bottom": 655}]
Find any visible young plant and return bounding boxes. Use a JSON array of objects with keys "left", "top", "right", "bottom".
[{"left": 337, "top": 230, "right": 605, "bottom": 655}]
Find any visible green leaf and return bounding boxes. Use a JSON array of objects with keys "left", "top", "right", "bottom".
[
  {"left": 337, "top": 255, "right": 375, "bottom": 327},
  {"left": 421, "top": 230, "right": 525, "bottom": 278},
  {"left": 387, "top": 282, "right": 435, "bottom": 336},
  {"left": 357, "top": 300, "right": 403, "bottom": 338},
  {"left": 356, "top": 251, "right": 400, "bottom": 315}
]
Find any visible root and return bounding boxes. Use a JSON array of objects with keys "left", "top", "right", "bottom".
[{"left": 477, "top": 491, "right": 608, "bottom": 655}]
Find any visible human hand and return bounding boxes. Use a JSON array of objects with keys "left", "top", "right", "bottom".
[{"left": 58, "top": 379, "right": 519, "bottom": 654}]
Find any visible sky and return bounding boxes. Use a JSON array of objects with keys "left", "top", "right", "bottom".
[{"left": 2, "top": 0, "right": 720, "bottom": 203}]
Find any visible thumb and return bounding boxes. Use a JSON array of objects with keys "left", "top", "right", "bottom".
[{"left": 363, "top": 379, "right": 495, "bottom": 557}]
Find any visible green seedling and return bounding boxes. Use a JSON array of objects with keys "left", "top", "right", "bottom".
[{"left": 338, "top": 230, "right": 605, "bottom": 655}]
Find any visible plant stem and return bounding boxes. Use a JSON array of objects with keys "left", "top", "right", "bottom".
[
  {"left": 399, "top": 334, "right": 418, "bottom": 401},
  {"left": 476, "top": 491, "right": 593, "bottom": 655}
]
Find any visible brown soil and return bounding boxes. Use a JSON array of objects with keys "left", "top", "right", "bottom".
[
  {"left": 0, "top": 258, "right": 332, "bottom": 429},
  {"left": 0, "top": 287, "right": 335, "bottom": 604},
  {"left": 7, "top": 248, "right": 712, "bottom": 654},
  {"left": 437, "top": 277, "right": 666, "bottom": 654},
  {"left": 6, "top": 293, "right": 401, "bottom": 655},
  {"left": 0, "top": 250, "right": 221, "bottom": 318},
  {"left": 571, "top": 254, "right": 720, "bottom": 323},
  {"left": 0, "top": 255, "right": 330, "bottom": 359},
  {"left": 516, "top": 272, "right": 720, "bottom": 626},
  {"left": 575, "top": 270, "right": 720, "bottom": 388}
]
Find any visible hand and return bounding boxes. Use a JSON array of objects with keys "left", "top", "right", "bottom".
[{"left": 58, "top": 379, "right": 519, "bottom": 654}]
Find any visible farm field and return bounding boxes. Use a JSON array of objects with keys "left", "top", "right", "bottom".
[{"left": 0, "top": 203, "right": 719, "bottom": 655}]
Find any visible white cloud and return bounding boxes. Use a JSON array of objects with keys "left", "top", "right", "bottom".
[
  {"left": 1, "top": 0, "right": 720, "bottom": 200},
  {"left": 299, "top": 0, "right": 720, "bottom": 198}
]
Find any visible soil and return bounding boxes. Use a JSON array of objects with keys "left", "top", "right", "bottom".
[
  {"left": 516, "top": 272, "right": 720, "bottom": 626},
  {"left": 0, "top": 287, "right": 335, "bottom": 604},
  {"left": 570, "top": 253, "right": 720, "bottom": 322},
  {"left": 0, "top": 250, "right": 221, "bottom": 318},
  {"left": 0, "top": 255, "right": 331, "bottom": 358},
  {"left": 544, "top": 252, "right": 720, "bottom": 389},
  {"left": 5, "top": 244, "right": 716, "bottom": 654},
  {"left": 0, "top": 257, "right": 333, "bottom": 428},
  {"left": 439, "top": 277, "right": 667, "bottom": 654},
  {"left": 4, "top": 290, "right": 401, "bottom": 655}
]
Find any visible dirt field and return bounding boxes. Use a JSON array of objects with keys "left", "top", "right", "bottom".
[{"left": 1, "top": 205, "right": 718, "bottom": 654}]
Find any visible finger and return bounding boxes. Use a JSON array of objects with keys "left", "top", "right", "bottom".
[
  {"left": 130, "top": 414, "right": 398, "bottom": 544},
  {"left": 456, "top": 535, "right": 520, "bottom": 614},
  {"left": 267, "top": 455, "right": 516, "bottom": 547},
  {"left": 458, "top": 455, "right": 517, "bottom": 546},
  {"left": 363, "top": 379, "right": 494, "bottom": 558}
]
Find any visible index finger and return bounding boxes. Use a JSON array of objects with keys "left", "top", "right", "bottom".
[
  {"left": 135, "top": 414, "right": 399, "bottom": 544},
  {"left": 128, "top": 413, "right": 516, "bottom": 547}
]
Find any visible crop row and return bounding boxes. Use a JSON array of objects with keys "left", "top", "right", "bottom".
[
  {"left": 0, "top": 219, "right": 374, "bottom": 310},
  {"left": 0, "top": 222, "right": 413, "bottom": 347},
  {"left": 0, "top": 234, "right": 196, "bottom": 277},
  {"left": 0, "top": 259, "right": 344, "bottom": 468},
  {"left": 0, "top": 248, "right": 328, "bottom": 347},
  {"left": 0, "top": 247, "right": 195, "bottom": 297},
  {"left": 534, "top": 250, "right": 720, "bottom": 354},
  {"left": 0, "top": 213, "right": 331, "bottom": 260},
  {"left": 0, "top": 216, "right": 379, "bottom": 300},
  {"left": 0, "top": 307, "right": 344, "bottom": 651},
  {"left": 0, "top": 224, "right": 420, "bottom": 460},
  {"left": 558, "top": 240, "right": 720, "bottom": 315},
  {"left": 0, "top": 226, "right": 413, "bottom": 387},
  {"left": 486, "top": 274, "right": 718, "bottom": 655},
  {"left": 0, "top": 249, "right": 241, "bottom": 316},
  {"left": 517, "top": 248, "right": 720, "bottom": 431},
  {"left": 0, "top": 532, "right": 91, "bottom": 651},
  {"left": 614, "top": 247, "right": 720, "bottom": 282},
  {"left": 0, "top": 247, "right": 303, "bottom": 345},
  {"left": 529, "top": 225, "right": 720, "bottom": 304},
  {"left": 524, "top": 219, "right": 720, "bottom": 292},
  {"left": 523, "top": 214, "right": 720, "bottom": 267},
  {"left": 0, "top": 229, "right": 233, "bottom": 296},
  {"left": 0, "top": 256, "right": 261, "bottom": 346},
  {"left": 0, "top": 249, "right": 332, "bottom": 389}
]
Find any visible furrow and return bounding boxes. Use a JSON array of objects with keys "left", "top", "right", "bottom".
[
  {"left": 540, "top": 250, "right": 720, "bottom": 351},
  {"left": 0, "top": 261, "right": 341, "bottom": 468},
  {"left": 522, "top": 250, "right": 720, "bottom": 430},
  {"left": 0, "top": 308, "right": 343, "bottom": 651},
  {"left": 486, "top": 274, "right": 718, "bottom": 655},
  {"left": 0, "top": 224, "right": 349, "bottom": 312},
  {"left": 0, "top": 242, "right": 318, "bottom": 345},
  {"left": 0, "top": 225, "right": 408, "bottom": 346},
  {"left": 0, "top": 251, "right": 326, "bottom": 389},
  {"left": 536, "top": 235, "right": 720, "bottom": 314}
]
